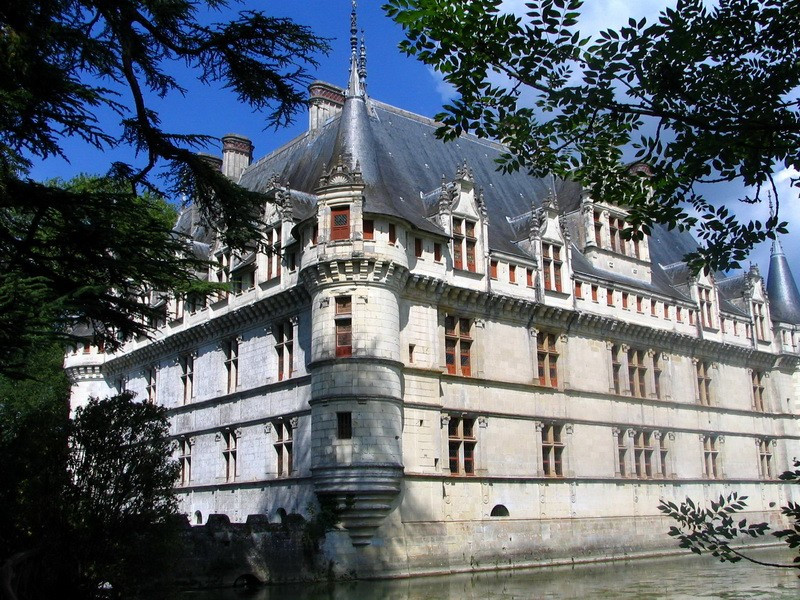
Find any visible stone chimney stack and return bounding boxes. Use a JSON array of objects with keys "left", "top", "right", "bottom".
[
  {"left": 308, "top": 82, "right": 345, "bottom": 131},
  {"left": 197, "top": 152, "right": 223, "bottom": 172},
  {"left": 221, "top": 133, "right": 254, "bottom": 181}
]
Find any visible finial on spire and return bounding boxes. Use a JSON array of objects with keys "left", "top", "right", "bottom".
[
  {"left": 347, "top": 1, "right": 366, "bottom": 98},
  {"left": 359, "top": 34, "right": 367, "bottom": 82},
  {"left": 350, "top": 0, "right": 358, "bottom": 53}
]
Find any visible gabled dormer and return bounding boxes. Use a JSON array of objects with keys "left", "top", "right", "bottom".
[
  {"left": 689, "top": 270, "right": 721, "bottom": 332},
  {"left": 577, "top": 195, "right": 652, "bottom": 283},
  {"left": 744, "top": 265, "right": 773, "bottom": 346},
  {"left": 312, "top": 154, "right": 366, "bottom": 251},
  {"left": 528, "top": 192, "right": 572, "bottom": 298},
  {"left": 433, "top": 162, "right": 489, "bottom": 277}
]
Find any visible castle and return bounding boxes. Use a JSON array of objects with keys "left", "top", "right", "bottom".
[{"left": 66, "top": 7, "right": 800, "bottom": 577}]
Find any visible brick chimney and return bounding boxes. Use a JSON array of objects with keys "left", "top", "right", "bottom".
[
  {"left": 308, "top": 81, "right": 345, "bottom": 131},
  {"left": 221, "top": 134, "right": 254, "bottom": 181}
]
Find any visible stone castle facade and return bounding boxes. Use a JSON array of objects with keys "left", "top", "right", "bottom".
[{"left": 66, "top": 15, "right": 800, "bottom": 577}]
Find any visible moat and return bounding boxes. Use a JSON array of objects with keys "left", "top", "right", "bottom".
[{"left": 181, "top": 548, "right": 798, "bottom": 599}]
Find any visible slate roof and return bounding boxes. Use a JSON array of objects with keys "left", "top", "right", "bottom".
[{"left": 767, "top": 241, "right": 800, "bottom": 324}]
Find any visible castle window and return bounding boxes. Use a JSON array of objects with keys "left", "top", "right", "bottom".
[
  {"left": 509, "top": 264, "right": 516, "bottom": 284},
  {"left": 696, "top": 360, "right": 712, "bottom": 406},
  {"left": 444, "top": 315, "right": 472, "bottom": 376},
  {"left": 330, "top": 207, "right": 350, "bottom": 241},
  {"left": 753, "top": 302, "right": 767, "bottom": 341},
  {"left": 312, "top": 223, "right": 319, "bottom": 245},
  {"left": 658, "top": 433, "right": 670, "bottom": 477},
  {"left": 363, "top": 219, "right": 374, "bottom": 240},
  {"left": 178, "top": 438, "right": 191, "bottom": 486},
  {"left": 611, "top": 345, "right": 622, "bottom": 394},
  {"left": 633, "top": 430, "right": 654, "bottom": 479},
  {"left": 266, "top": 226, "right": 282, "bottom": 280},
  {"left": 650, "top": 300, "right": 657, "bottom": 317},
  {"left": 335, "top": 296, "right": 352, "bottom": 357},
  {"left": 274, "top": 420, "right": 293, "bottom": 476},
  {"left": 526, "top": 268, "right": 534, "bottom": 287},
  {"left": 609, "top": 216, "right": 626, "bottom": 255},
  {"left": 593, "top": 210, "right": 603, "bottom": 246},
  {"left": 145, "top": 367, "right": 157, "bottom": 403},
  {"left": 490, "top": 259, "right": 498, "bottom": 279},
  {"left": 757, "top": 439, "right": 773, "bottom": 479},
  {"left": 617, "top": 430, "right": 628, "bottom": 477},
  {"left": 574, "top": 281, "right": 583, "bottom": 298},
  {"left": 591, "top": 285, "right": 598, "bottom": 302},
  {"left": 636, "top": 296, "right": 643, "bottom": 313},
  {"left": 542, "top": 243, "right": 562, "bottom": 292},
  {"left": 689, "top": 310, "right": 695, "bottom": 325},
  {"left": 627, "top": 348, "right": 647, "bottom": 398},
  {"left": 622, "top": 293, "right": 629, "bottom": 310},
  {"left": 541, "top": 423, "right": 565, "bottom": 477},
  {"left": 536, "top": 332, "right": 559, "bottom": 388},
  {"left": 677, "top": 307, "right": 683, "bottom": 323},
  {"left": 388, "top": 223, "right": 397, "bottom": 245},
  {"left": 224, "top": 338, "right": 239, "bottom": 394},
  {"left": 752, "top": 370, "right": 766, "bottom": 412},
  {"left": 415, "top": 237, "right": 423, "bottom": 258},
  {"left": 337, "top": 412, "right": 352, "bottom": 440},
  {"left": 702, "top": 434, "right": 720, "bottom": 479},
  {"left": 663, "top": 303, "right": 670, "bottom": 320},
  {"left": 222, "top": 429, "right": 237, "bottom": 482},
  {"left": 607, "top": 289, "right": 614, "bottom": 306},
  {"left": 653, "top": 353, "right": 663, "bottom": 399},
  {"left": 180, "top": 354, "right": 194, "bottom": 405},
  {"left": 447, "top": 416, "right": 476, "bottom": 475},
  {"left": 434, "top": 242, "right": 442, "bottom": 262},
  {"left": 276, "top": 320, "right": 294, "bottom": 381},
  {"left": 699, "top": 287, "right": 714, "bottom": 328}
]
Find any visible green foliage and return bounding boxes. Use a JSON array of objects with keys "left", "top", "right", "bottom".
[
  {"left": 658, "top": 460, "right": 800, "bottom": 572},
  {"left": 384, "top": 0, "right": 797, "bottom": 273},
  {"left": 0, "top": 1, "right": 329, "bottom": 375}
]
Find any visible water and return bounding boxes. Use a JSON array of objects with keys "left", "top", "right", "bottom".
[{"left": 181, "top": 549, "right": 799, "bottom": 599}]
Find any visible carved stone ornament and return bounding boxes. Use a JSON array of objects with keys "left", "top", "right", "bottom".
[
  {"left": 611, "top": 427, "right": 620, "bottom": 436},
  {"left": 535, "top": 421, "right": 544, "bottom": 432},
  {"left": 456, "top": 160, "right": 473, "bottom": 182},
  {"left": 477, "top": 415, "right": 488, "bottom": 428},
  {"left": 668, "top": 432, "right": 675, "bottom": 441},
  {"left": 317, "top": 153, "right": 364, "bottom": 188},
  {"left": 440, "top": 415, "right": 451, "bottom": 427},
  {"left": 289, "top": 416, "right": 299, "bottom": 429},
  {"left": 215, "top": 432, "right": 222, "bottom": 442},
  {"left": 565, "top": 423, "right": 574, "bottom": 435}
]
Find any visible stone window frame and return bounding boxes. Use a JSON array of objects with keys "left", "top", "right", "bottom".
[
  {"left": 223, "top": 337, "right": 239, "bottom": 394},
  {"left": 442, "top": 414, "right": 483, "bottom": 476},
  {"left": 750, "top": 369, "right": 767, "bottom": 412},
  {"left": 536, "top": 421, "right": 573, "bottom": 478},
  {"left": 275, "top": 318, "right": 296, "bottom": 381},
  {"left": 541, "top": 242, "right": 563, "bottom": 293},
  {"left": 444, "top": 314, "right": 473, "bottom": 377},
  {"left": 335, "top": 296, "right": 353, "bottom": 357},
  {"left": 180, "top": 352, "right": 195, "bottom": 405},
  {"left": 698, "top": 285, "right": 715, "bottom": 329},
  {"left": 363, "top": 218, "right": 374, "bottom": 240},
  {"left": 145, "top": 365, "right": 158, "bottom": 403},
  {"left": 757, "top": 438, "right": 775, "bottom": 479},
  {"left": 178, "top": 436, "right": 194, "bottom": 486},
  {"left": 451, "top": 216, "right": 478, "bottom": 273},
  {"left": 218, "top": 428, "right": 240, "bottom": 483},
  {"left": 534, "top": 330, "right": 561, "bottom": 389},
  {"left": 265, "top": 225, "right": 282, "bottom": 280},
  {"left": 330, "top": 206, "right": 350, "bottom": 241},
  {"left": 694, "top": 359, "right": 714, "bottom": 406},
  {"left": 752, "top": 301, "right": 768, "bottom": 341},
  {"left": 701, "top": 433, "right": 724, "bottom": 479},
  {"left": 272, "top": 418, "right": 296, "bottom": 477}
]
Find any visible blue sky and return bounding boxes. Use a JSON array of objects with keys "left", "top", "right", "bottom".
[{"left": 28, "top": 0, "right": 798, "bottom": 279}]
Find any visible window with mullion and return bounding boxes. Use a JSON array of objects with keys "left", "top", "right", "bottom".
[
  {"left": 536, "top": 332, "right": 559, "bottom": 388},
  {"left": 627, "top": 349, "right": 647, "bottom": 398},
  {"left": 541, "top": 424, "right": 564, "bottom": 477},
  {"left": 703, "top": 434, "right": 720, "bottom": 479},
  {"left": 274, "top": 421, "right": 293, "bottom": 477},
  {"left": 276, "top": 321, "right": 294, "bottom": 381},
  {"left": 633, "top": 431, "right": 653, "bottom": 479},
  {"left": 696, "top": 361, "right": 712, "bottom": 406},
  {"left": 224, "top": 338, "right": 238, "bottom": 394},
  {"left": 335, "top": 296, "right": 352, "bottom": 357},
  {"left": 758, "top": 439, "right": 773, "bottom": 479},
  {"left": 179, "top": 439, "right": 191, "bottom": 486},
  {"left": 752, "top": 370, "right": 766, "bottom": 412},
  {"left": 444, "top": 315, "right": 472, "bottom": 376},
  {"left": 447, "top": 417, "right": 476, "bottom": 475},
  {"left": 222, "top": 430, "right": 237, "bottom": 482}
]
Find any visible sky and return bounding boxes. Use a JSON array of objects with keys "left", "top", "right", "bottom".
[{"left": 28, "top": 0, "right": 798, "bottom": 280}]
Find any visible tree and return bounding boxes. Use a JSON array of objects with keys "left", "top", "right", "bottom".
[
  {"left": 0, "top": 1, "right": 329, "bottom": 374},
  {"left": 384, "top": 0, "right": 797, "bottom": 272},
  {"left": 658, "top": 460, "right": 800, "bottom": 573}
]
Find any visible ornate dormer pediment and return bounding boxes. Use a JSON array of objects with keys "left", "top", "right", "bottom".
[{"left": 316, "top": 153, "right": 365, "bottom": 191}]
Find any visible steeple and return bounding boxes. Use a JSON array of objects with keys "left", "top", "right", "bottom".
[
  {"left": 767, "top": 238, "right": 800, "bottom": 324},
  {"left": 347, "top": 1, "right": 366, "bottom": 98}
]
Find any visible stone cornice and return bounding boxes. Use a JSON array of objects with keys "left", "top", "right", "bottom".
[{"left": 103, "top": 286, "right": 311, "bottom": 375}]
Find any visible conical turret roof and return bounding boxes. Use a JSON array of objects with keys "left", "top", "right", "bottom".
[{"left": 767, "top": 240, "right": 800, "bottom": 324}]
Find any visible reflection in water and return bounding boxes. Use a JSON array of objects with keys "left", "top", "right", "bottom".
[{"left": 181, "top": 549, "right": 799, "bottom": 599}]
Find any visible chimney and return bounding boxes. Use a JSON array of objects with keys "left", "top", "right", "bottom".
[
  {"left": 221, "top": 134, "right": 254, "bottom": 181},
  {"left": 197, "top": 152, "right": 223, "bottom": 172},
  {"left": 308, "top": 82, "right": 345, "bottom": 131}
]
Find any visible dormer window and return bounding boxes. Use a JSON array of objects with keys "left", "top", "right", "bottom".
[
  {"left": 699, "top": 287, "right": 714, "bottom": 329},
  {"left": 330, "top": 206, "right": 350, "bottom": 241},
  {"left": 753, "top": 301, "right": 767, "bottom": 341},
  {"left": 452, "top": 217, "right": 477, "bottom": 272},
  {"left": 542, "top": 243, "right": 562, "bottom": 292}
]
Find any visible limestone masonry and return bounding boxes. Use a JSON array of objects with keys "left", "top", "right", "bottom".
[{"left": 66, "top": 7, "right": 800, "bottom": 579}]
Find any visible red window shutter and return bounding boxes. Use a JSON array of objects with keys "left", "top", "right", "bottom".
[
  {"left": 331, "top": 207, "right": 350, "bottom": 241},
  {"left": 363, "top": 219, "right": 374, "bottom": 240}
]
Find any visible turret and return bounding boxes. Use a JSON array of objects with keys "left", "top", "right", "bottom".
[{"left": 767, "top": 240, "right": 800, "bottom": 325}]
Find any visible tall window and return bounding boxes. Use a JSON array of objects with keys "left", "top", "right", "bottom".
[
  {"left": 276, "top": 321, "right": 294, "bottom": 381},
  {"left": 178, "top": 438, "right": 192, "bottom": 486},
  {"left": 526, "top": 268, "right": 534, "bottom": 287},
  {"left": 490, "top": 259, "right": 498, "bottom": 279},
  {"left": 509, "top": 264, "right": 516, "bottom": 284},
  {"left": 702, "top": 434, "right": 720, "bottom": 479},
  {"left": 145, "top": 367, "right": 157, "bottom": 403},
  {"left": 752, "top": 370, "right": 766, "bottom": 412},
  {"left": 388, "top": 223, "right": 397, "bottom": 245},
  {"left": 541, "top": 243, "right": 563, "bottom": 292},
  {"left": 537, "top": 332, "right": 559, "bottom": 388},
  {"left": 633, "top": 430, "right": 654, "bottom": 479},
  {"left": 434, "top": 242, "right": 442, "bottom": 262},
  {"left": 696, "top": 360, "right": 712, "bottom": 406},
  {"left": 622, "top": 293, "right": 629, "bottom": 310},
  {"left": 627, "top": 348, "right": 647, "bottom": 398},
  {"left": 452, "top": 217, "right": 477, "bottom": 272},
  {"left": 658, "top": 433, "right": 669, "bottom": 477},
  {"left": 444, "top": 315, "right": 472, "bottom": 376},
  {"left": 214, "top": 250, "right": 231, "bottom": 300},
  {"left": 607, "top": 288, "right": 615, "bottom": 306},
  {"left": 447, "top": 417, "right": 476, "bottom": 475},
  {"left": 653, "top": 352, "right": 663, "bottom": 399},
  {"left": 180, "top": 354, "right": 194, "bottom": 404},
  {"left": 591, "top": 285, "right": 598, "bottom": 302},
  {"left": 611, "top": 345, "right": 622, "bottom": 394},
  {"left": 699, "top": 287, "right": 714, "bottom": 328},
  {"left": 266, "top": 226, "right": 281, "bottom": 280},
  {"left": 541, "top": 424, "right": 564, "bottom": 477},
  {"left": 617, "top": 430, "right": 628, "bottom": 477},
  {"left": 274, "top": 420, "right": 293, "bottom": 477},
  {"left": 753, "top": 302, "right": 767, "bottom": 340},
  {"left": 224, "top": 338, "right": 238, "bottom": 394},
  {"left": 609, "top": 216, "right": 626, "bottom": 254},
  {"left": 414, "top": 237, "right": 423, "bottom": 258},
  {"left": 335, "top": 296, "right": 352, "bottom": 357},
  {"left": 330, "top": 206, "right": 350, "bottom": 241},
  {"left": 363, "top": 218, "right": 374, "bottom": 240},
  {"left": 222, "top": 429, "right": 237, "bottom": 482},
  {"left": 337, "top": 412, "right": 352, "bottom": 439},
  {"left": 758, "top": 439, "right": 773, "bottom": 479},
  {"left": 593, "top": 210, "right": 603, "bottom": 246}
]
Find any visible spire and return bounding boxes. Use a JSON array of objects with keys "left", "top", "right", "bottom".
[
  {"left": 767, "top": 236, "right": 800, "bottom": 325},
  {"left": 347, "top": 1, "right": 365, "bottom": 98}
]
